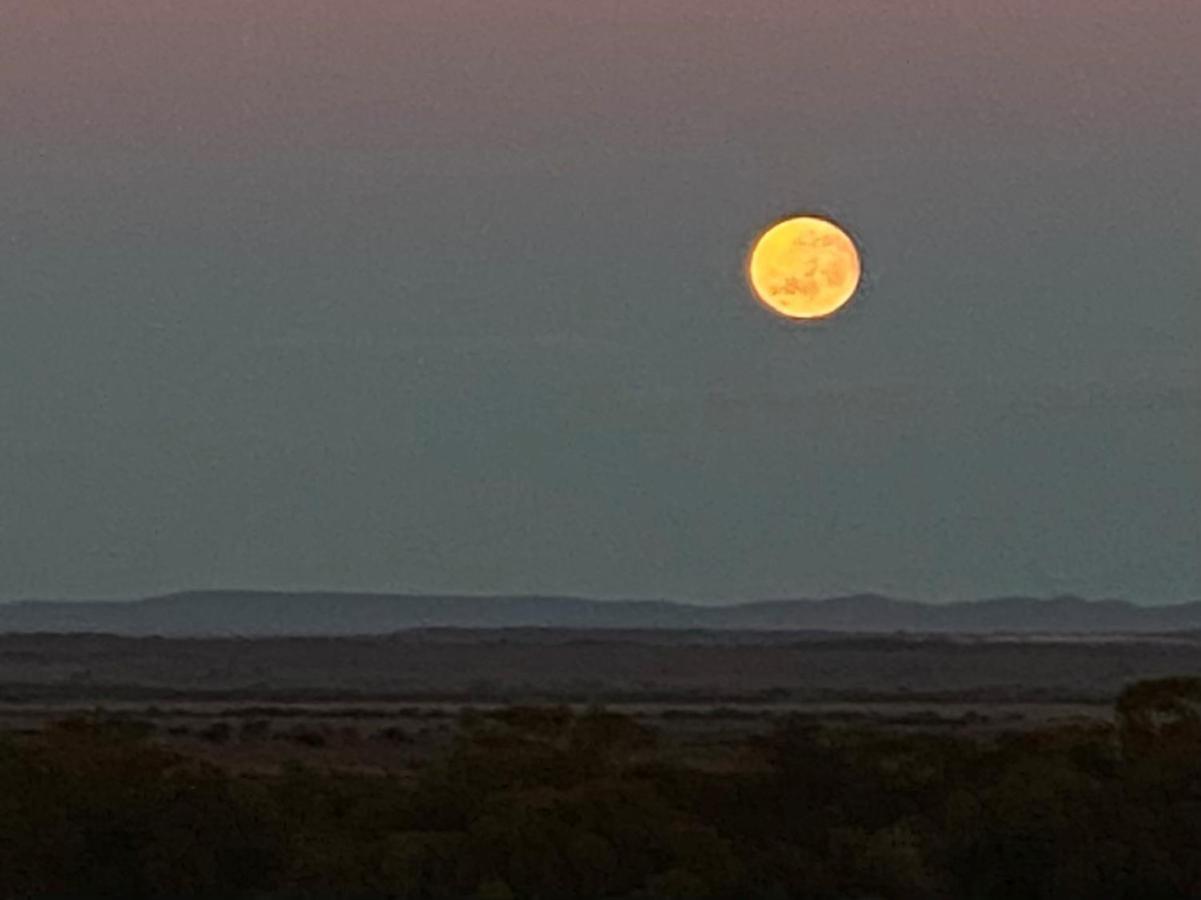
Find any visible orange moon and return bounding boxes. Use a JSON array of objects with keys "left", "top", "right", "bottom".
[{"left": 747, "top": 215, "right": 862, "bottom": 320}]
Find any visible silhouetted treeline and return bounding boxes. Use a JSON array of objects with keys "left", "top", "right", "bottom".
[{"left": 1, "top": 679, "right": 1200, "bottom": 899}]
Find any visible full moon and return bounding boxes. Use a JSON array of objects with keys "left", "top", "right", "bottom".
[{"left": 747, "top": 215, "right": 862, "bottom": 320}]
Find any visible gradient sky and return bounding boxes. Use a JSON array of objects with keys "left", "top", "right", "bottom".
[{"left": 1, "top": 1, "right": 1198, "bottom": 602}]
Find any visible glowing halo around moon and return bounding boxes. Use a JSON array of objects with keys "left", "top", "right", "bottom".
[{"left": 747, "top": 215, "right": 862, "bottom": 320}]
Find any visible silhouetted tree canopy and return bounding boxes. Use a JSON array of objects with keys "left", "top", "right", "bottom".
[{"left": 1, "top": 683, "right": 1200, "bottom": 898}]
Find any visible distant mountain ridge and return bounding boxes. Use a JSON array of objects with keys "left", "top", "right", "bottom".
[{"left": 1, "top": 591, "right": 1199, "bottom": 636}]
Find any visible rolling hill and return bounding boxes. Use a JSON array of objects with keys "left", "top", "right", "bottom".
[{"left": 0, "top": 591, "right": 1198, "bottom": 636}]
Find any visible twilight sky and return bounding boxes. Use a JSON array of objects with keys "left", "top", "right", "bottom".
[{"left": 1, "top": 1, "right": 1198, "bottom": 603}]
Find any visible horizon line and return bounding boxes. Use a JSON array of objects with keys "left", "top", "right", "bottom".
[{"left": 3, "top": 589, "right": 1196, "bottom": 609}]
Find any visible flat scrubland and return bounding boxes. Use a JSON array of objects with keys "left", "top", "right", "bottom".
[
  {"left": 3, "top": 668, "right": 1201, "bottom": 898},
  {"left": 4, "top": 629, "right": 1201, "bottom": 702},
  {"left": 2, "top": 630, "right": 1200, "bottom": 774},
  {"left": 3, "top": 633, "right": 1201, "bottom": 897}
]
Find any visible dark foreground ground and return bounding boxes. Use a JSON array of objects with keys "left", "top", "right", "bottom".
[
  {"left": 2, "top": 676, "right": 1200, "bottom": 899},
  {"left": 2, "top": 631, "right": 1200, "bottom": 898}
]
